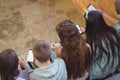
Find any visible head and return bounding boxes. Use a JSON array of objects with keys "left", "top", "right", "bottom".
[
  {"left": 0, "top": 49, "right": 19, "bottom": 80},
  {"left": 32, "top": 40, "right": 51, "bottom": 63},
  {"left": 85, "top": 11, "right": 119, "bottom": 65},
  {"left": 115, "top": 0, "right": 120, "bottom": 14},
  {"left": 56, "top": 20, "right": 81, "bottom": 50},
  {"left": 85, "top": 10, "right": 110, "bottom": 41},
  {"left": 56, "top": 20, "right": 91, "bottom": 79}
]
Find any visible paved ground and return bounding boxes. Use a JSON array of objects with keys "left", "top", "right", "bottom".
[{"left": 0, "top": 0, "right": 83, "bottom": 56}]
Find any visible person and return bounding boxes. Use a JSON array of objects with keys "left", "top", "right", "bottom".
[
  {"left": 98, "top": 0, "right": 120, "bottom": 41},
  {"left": 98, "top": 0, "right": 120, "bottom": 72},
  {"left": 84, "top": 10, "right": 119, "bottom": 80},
  {"left": 98, "top": 0, "right": 120, "bottom": 34},
  {"left": 19, "top": 40, "right": 67, "bottom": 80},
  {"left": 0, "top": 49, "right": 29, "bottom": 80},
  {"left": 53, "top": 20, "right": 91, "bottom": 80},
  {"left": 115, "top": 0, "right": 120, "bottom": 21}
]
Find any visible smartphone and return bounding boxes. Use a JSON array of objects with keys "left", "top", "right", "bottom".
[
  {"left": 87, "top": 4, "right": 96, "bottom": 11},
  {"left": 55, "top": 42, "right": 61, "bottom": 48},
  {"left": 75, "top": 24, "right": 83, "bottom": 34},
  {"left": 26, "top": 49, "right": 34, "bottom": 62}
]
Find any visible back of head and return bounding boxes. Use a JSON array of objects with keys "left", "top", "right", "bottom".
[
  {"left": 0, "top": 49, "right": 19, "bottom": 80},
  {"left": 56, "top": 20, "right": 91, "bottom": 79},
  {"left": 85, "top": 11, "right": 119, "bottom": 65},
  {"left": 32, "top": 40, "right": 51, "bottom": 63},
  {"left": 115, "top": 0, "right": 120, "bottom": 14},
  {"left": 85, "top": 10, "right": 118, "bottom": 44},
  {"left": 56, "top": 20, "right": 81, "bottom": 50},
  {"left": 85, "top": 11, "right": 108, "bottom": 38}
]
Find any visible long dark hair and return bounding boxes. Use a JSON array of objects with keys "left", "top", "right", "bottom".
[
  {"left": 0, "top": 49, "right": 19, "bottom": 80},
  {"left": 85, "top": 11, "right": 119, "bottom": 65},
  {"left": 56, "top": 20, "right": 91, "bottom": 79}
]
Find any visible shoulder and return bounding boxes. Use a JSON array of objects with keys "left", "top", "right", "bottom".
[
  {"left": 85, "top": 43, "right": 92, "bottom": 54},
  {"left": 54, "top": 58, "right": 66, "bottom": 66},
  {"left": 86, "top": 43, "right": 91, "bottom": 48},
  {"left": 114, "top": 21, "right": 120, "bottom": 30},
  {"left": 54, "top": 58, "right": 65, "bottom": 63},
  {"left": 29, "top": 72, "right": 40, "bottom": 80}
]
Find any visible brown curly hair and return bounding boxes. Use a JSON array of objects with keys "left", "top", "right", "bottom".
[{"left": 56, "top": 20, "right": 91, "bottom": 79}]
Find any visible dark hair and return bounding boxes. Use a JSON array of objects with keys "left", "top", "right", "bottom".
[
  {"left": 85, "top": 11, "right": 119, "bottom": 65},
  {"left": 115, "top": 0, "right": 120, "bottom": 14},
  {"left": 56, "top": 20, "right": 91, "bottom": 79},
  {"left": 32, "top": 40, "right": 51, "bottom": 63},
  {"left": 0, "top": 49, "right": 19, "bottom": 80}
]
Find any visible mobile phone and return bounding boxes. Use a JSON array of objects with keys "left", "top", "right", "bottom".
[
  {"left": 87, "top": 4, "right": 96, "bottom": 11},
  {"left": 26, "top": 49, "right": 34, "bottom": 62},
  {"left": 55, "top": 42, "right": 61, "bottom": 48},
  {"left": 75, "top": 24, "right": 83, "bottom": 34}
]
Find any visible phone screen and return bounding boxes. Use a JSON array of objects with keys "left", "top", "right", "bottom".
[
  {"left": 75, "top": 24, "right": 83, "bottom": 34},
  {"left": 26, "top": 49, "right": 34, "bottom": 62},
  {"left": 55, "top": 42, "right": 61, "bottom": 48},
  {"left": 87, "top": 4, "right": 96, "bottom": 11}
]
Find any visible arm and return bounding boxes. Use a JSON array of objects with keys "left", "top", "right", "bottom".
[
  {"left": 51, "top": 42, "right": 62, "bottom": 58},
  {"left": 98, "top": 9, "right": 119, "bottom": 24},
  {"left": 86, "top": 43, "right": 92, "bottom": 54},
  {"left": 19, "top": 57, "right": 33, "bottom": 73},
  {"left": 115, "top": 12, "right": 120, "bottom": 19},
  {"left": 56, "top": 47, "right": 62, "bottom": 58}
]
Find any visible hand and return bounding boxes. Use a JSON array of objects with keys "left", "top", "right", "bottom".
[
  {"left": 97, "top": 9, "right": 104, "bottom": 14},
  {"left": 97, "top": 9, "right": 103, "bottom": 13},
  {"left": 80, "top": 27, "right": 85, "bottom": 33},
  {"left": 51, "top": 42, "right": 57, "bottom": 51},
  {"left": 115, "top": 12, "right": 120, "bottom": 19},
  {"left": 19, "top": 56, "right": 27, "bottom": 68},
  {"left": 34, "top": 59, "right": 40, "bottom": 67},
  {"left": 51, "top": 42, "right": 62, "bottom": 57},
  {"left": 97, "top": 9, "right": 107, "bottom": 16}
]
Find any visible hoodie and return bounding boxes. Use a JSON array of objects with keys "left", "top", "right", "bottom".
[{"left": 29, "top": 58, "right": 67, "bottom": 80}]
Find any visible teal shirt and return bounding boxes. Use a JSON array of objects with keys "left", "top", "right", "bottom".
[
  {"left": 29, "top": 58, "right": 67, "bottom": 80},
  {"left": 25, "top": 51, "right": 67, "bottom": 80},
  {"left": 114, "top": 21, "right": 120, "bottom": 36},
  {"left": 114, "top": 21, "right": 120, "bottom": 71},
  {"left": 89, "top": 39, "right": 119, "bottom": 80}
]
